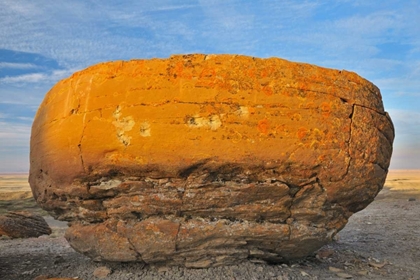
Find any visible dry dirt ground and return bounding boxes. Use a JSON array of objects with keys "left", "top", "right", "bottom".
[{"left": 0, "top": 170, "right": 419, "bottom": 280}]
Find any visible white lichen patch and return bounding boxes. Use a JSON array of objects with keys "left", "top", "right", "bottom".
[
  {"left": 235, "top": 106, "right": 249, "bottom": 118},
  {"left": 186, "top": 114, "right": 222, "bottom": 130},
  {"left": 139, "top": 122, "right": 151, "bottom": 137},
  {"left": 112, "top": 106, "right": 135, "bottom": 146},
  {"left": 113, "top": 106, "right": 120, "bottom": 118},
  {"left": 208, "top": 115, "right": 222, "bottom": 130},
  {"left": 92, "top": 179, "right": 122, "bottom": 190},
  {"left": 113, "top": 116, "right": 135, "bottom": 131}
]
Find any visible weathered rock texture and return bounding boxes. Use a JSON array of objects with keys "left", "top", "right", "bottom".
[
  {"left": 29, "top": 54, "right": 394, "bottom": 267},
  {"left": 0, "top": 211, "right": 51, "bottom": 238}
]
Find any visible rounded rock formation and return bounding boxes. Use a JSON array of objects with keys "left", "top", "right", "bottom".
[
  {"left": 29, "top": 54, "right": 394, "bottom": 267},
  {"left": 0, "top": 211, "right": 52, "bottom": 238}
]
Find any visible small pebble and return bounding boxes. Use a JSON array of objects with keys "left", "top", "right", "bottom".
[
  {"left": 93, "top": 266, "right": 112, "bottom": 279},
  {"left": 358, "top": 270, "right": 368, "bottom": 275},
  {"left": 158, "top": 266, "right": 170, "bottom": 273},
  {"left": 329, "top": 266, "right": 343, "bottom": 272},
  {"left": 300, "top": 271, "right": 310, "bottom": 277},
  {"left": 336, "top": 272, "right": 353, "bottom": 279}
]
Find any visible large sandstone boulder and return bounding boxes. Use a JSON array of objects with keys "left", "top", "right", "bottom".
[{"left": 29, "top": 54, "right": 394, "bottom": 267}]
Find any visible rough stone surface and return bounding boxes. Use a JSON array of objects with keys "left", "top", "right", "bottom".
[
  {"left": 93, "top": 266, "right": 112, "bottom": 278},
  {"left": 0, "top": 211, "right": 52, "bottom": 238},
  {"left": 29, "top": 54, "right": 394, "bottom": 267}
]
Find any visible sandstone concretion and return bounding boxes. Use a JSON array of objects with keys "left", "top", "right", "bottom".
[
  {"left": 0, "top": 211, "right": 51, "bottom": 238},
  {"left": 29, "top": 54, "right": 394, "bottom": 267}
]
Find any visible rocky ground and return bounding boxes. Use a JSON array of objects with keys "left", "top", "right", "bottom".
[{"left": 0, "top": 171, "right": 419, "bottom": 280}]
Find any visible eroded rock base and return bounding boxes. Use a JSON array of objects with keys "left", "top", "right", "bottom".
[
  {"left": 60, "top": 173, "right": 347, "bottom": 267},
  {"left": 65, "top": 217, "right": 335, "bottom": 267}
]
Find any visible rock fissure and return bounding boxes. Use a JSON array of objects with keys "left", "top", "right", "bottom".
[
  {"left": 353, "top": 103, "right": 388, "bottom": 116},
  {"left": 124, "top": 232, "right": 143, "bottom": 261},
  {"left": 174, "top": 220, "right": 182, "bottom": 252},
  {"left": 78, "top": 121, "right": 87, "bottom": 172},
  {"left": 343, "top": 104, "right": 356, "bottom": 180}
]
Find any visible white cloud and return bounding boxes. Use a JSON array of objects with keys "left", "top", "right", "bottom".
[
  {"left": 0, "top": 62, "right": 37, "bottom": 69},
  {"left": 0, "top": 73, "right": 46, "bottom": 83},
  {"left": 374, "top": 72, "right": 420, "bottom": 97},
  {"left": 334, "top": 11, "right": 402, "bottom": 36},
  {"left": 0, "top": 69, "right": 76, "bottom": 85}
]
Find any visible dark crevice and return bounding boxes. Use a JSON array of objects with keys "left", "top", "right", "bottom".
[
  {"left": 77, "top": 144, "right": 85, "bottom": 172},
  {"left": 174, "top": 221, "right": 182, "bottom": 251},
  {"left": 340, "top": 104, "right": 355, "bottom": 181},
  {"left": 353, "top": 103, "right": 387, "bottom": 116},
  {"left": 78, "top": 121, "right": 88, "bottom": 172},
  {"left": 340, "top": 97, "right": 349, "bottom": 103}
]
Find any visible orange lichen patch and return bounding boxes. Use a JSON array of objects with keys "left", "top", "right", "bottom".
[
  {"left": 320, "top": 102, "right": 332, "bottom": 118},
  {"left": 297, "top": 127, "right": 308, "bottom": 140},
  {"left": 257, "top": 119, "right": 270, "bottom": 134},
  {"left": 262, "top": 85, "right": 274, "bottom": 96}
]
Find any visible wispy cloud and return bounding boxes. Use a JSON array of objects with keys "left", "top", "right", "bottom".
[
  {"left": 0, "top": 69, "right": 76, "bottom": 85},
  {"left": 0, "top": 62, "right": 37, "bottom": 69},
  {"left": 0, "top": 120, "right": 30, "bottom": 172},
  {"left": 0, "top": 73, "right": 46, "bottom": 83},
  {"left": 0, "top": 121, "right": 30, "bottom": 146}
]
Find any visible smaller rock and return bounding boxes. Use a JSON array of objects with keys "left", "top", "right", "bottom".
[
  {"left": 357, "top": 270, "right": 369, "bottom": 276},
  {"left": 157, "top": 266, "right": 170, "bottom": 273},
  {"left": 93, "top": 266, "right": 112, "bottom": 278},
  {"left": 300, "top": 271, "right": 310, "bottom": 277},
  {"left": 0, "top": 211, "right": 51, "bottom": 238},
  {"left": 368, "top": 260, "right": 387, "bottom": 268},
  {"left": 316, "top": 249, "right": 334, "bottom": 259},
  {"left": 336, "top": 272, "right": 353, "bottom": 279},
  {"left": 329, "top": 266, "right": 343, "bottom": 272},
  {"left": 21, "top": 269, "right": 36, "bottom": 275},
  {"left": 408, "top": 197, "right": 416, "bottom": 202}
]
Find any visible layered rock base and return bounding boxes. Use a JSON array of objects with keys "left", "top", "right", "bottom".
[{"left": 29, "top": 54, "right": 394, "bottom": 267}]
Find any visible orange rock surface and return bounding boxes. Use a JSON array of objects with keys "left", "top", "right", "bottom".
[{"left": 29, "top": 54, "right": 394, "bottom": 266}]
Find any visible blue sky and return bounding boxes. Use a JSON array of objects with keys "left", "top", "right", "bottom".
[{"left": 0, "top": 0, "right": 419, "bottom": 172}]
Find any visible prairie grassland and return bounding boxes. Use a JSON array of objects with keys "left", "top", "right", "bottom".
[{"left": 0, "top": 173, "right": 44, "bottom": 215}]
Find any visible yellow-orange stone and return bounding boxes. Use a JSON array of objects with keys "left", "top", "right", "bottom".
[{"left": 29, "top": 54, "right": 394, "bottom": 266}]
